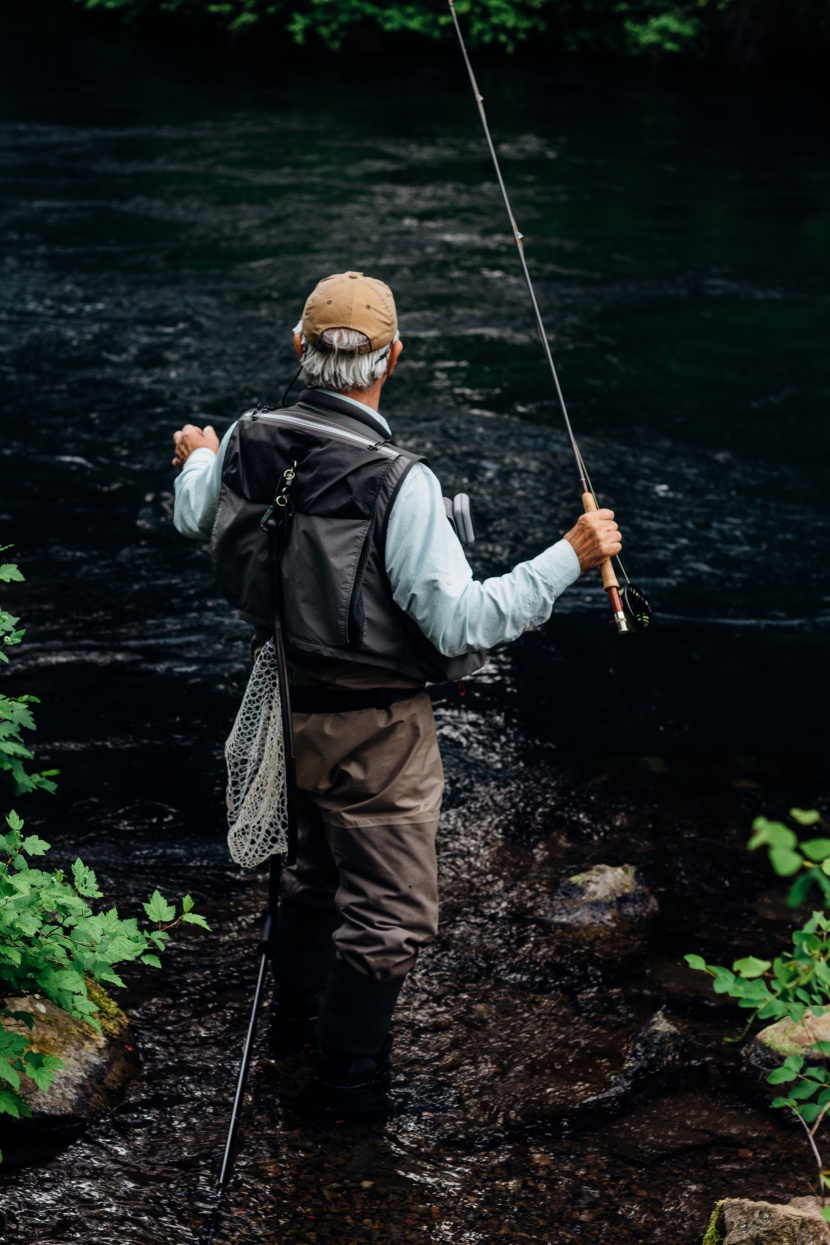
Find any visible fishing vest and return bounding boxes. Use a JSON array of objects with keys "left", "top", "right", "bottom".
[{"left": 210, "top": 389, "right": 488, "bottom": 685}]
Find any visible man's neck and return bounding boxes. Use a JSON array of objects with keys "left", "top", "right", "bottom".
[{"left": 337, "top": 381, "right": 383, "bottom": 411}]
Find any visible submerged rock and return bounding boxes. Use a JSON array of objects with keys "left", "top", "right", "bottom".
[
  {"left": 399, "top": 973, "right": 699, "bottom": 1135},
  {"left": 0, "top": 984, "right": 139, "bottom": 1163},
  {"left": 704, "top": 1196, "right": 830, "bottom": 1244},
  {"left": 545, "top": 863, "right": 658, "bottom": 928}
]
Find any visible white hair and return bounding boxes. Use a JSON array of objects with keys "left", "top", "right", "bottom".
[{"left": 292, "top": 320, "right": 397, "bottom": 393}]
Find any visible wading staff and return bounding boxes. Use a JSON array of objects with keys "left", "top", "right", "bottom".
[
  {"left": 203, "top": 466, "right": 299, "bottom": 1245},
  {"left": 446, "top": 0, "right": 652, "bottom": 634}
]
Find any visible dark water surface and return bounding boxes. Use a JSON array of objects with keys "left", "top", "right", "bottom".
[{"left": 1, "top": 19, "right": 829, "bottom": 1245}]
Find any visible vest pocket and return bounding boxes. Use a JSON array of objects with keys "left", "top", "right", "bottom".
[{"left": 285, "top": 512, "right": 370, "bottom": 649}]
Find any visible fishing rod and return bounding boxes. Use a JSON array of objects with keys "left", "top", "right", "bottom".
[{"left": 446, "top": 0, "right": 652, "bottom": 635}]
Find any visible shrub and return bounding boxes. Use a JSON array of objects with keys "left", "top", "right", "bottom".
[
  {"left": 0, "top": 555, "right": 209, "bottom": 1157},
  {"left": 687, "top": 809, "right": 830, "bottom": 1217}
]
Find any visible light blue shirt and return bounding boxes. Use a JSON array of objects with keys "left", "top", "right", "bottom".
[{"left": 173, "top": 391, "right": 581, "bottom": 657}]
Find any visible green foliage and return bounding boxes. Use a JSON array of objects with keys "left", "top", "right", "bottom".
[
  {"left": 0, "top": 554, "right": 211, "bottom": 1156},
  {"left": 67, "top": 0, "right": 753, "bottom": 58},
  {"left": 0, "top": 552, "right": 58, "bottom": 797},
  {"left": 687, "top": 810, "right": 830, "bottom": 1211},
  {"left": 0, "top": 811, "right": 211, "bottom": 1143}
]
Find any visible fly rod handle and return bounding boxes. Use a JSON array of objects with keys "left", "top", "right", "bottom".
[{"left": 581, "top": 491, "right": 619, "bottom": 591}]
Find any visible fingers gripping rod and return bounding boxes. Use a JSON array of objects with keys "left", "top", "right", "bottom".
[{"left": 446, "top": 0, "right": 629, "bottom": 633}]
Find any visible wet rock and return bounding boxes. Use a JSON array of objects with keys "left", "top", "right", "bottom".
[
  {"left": 746, "top": 1012, "right": 830, "bottom": 1078},
  {"left": 399, "top": 975, "right": 699, "bottom": 1135},
  {"left": 577, "top": 1011, "right": 700, "bottom": 1118},
  {"left": 0, "top": 985, "right": 139, "bottom": 1163},
  {"left": 544, "top": 864, "right": 658, "bottom": 928},
  {"left": 705, "top": 1196, "right": 830, "bottom": 1244},
  {"left": 601, "top": 1092, "right": 760, "bottom": 1164}
]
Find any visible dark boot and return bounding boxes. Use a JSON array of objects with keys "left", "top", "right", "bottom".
[
  {"left": 269, "top": 983, "right": 320, "bottom": 1056},
  {"left": 288, "top": 1036, "right": 393, "bottom": 1125},
  {"left": 286, "top": 958, "right": 403, "bottom": 1125},
  {"left": 270, "top": 898, "right": 339, "bottom": 1056}
]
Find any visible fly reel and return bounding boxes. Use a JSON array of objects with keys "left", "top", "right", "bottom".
[{"left": 620, "top": 583, "right": 653, "bottom": 633}]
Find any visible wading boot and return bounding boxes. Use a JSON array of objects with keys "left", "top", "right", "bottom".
[
  {"left": 269, "top": 983, "right": 320, "bottom": 1057},
  {"left": 288, "top": 1036, "right": 394, "bottom": 1125},
  {"left": 270, "top": 896, "right": 339, "bottom": 1056},
  {"left": 286, "top": 958, "right": 403, "bottom": 1125}
]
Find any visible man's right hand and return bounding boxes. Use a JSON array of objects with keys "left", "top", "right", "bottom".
[{"left": 563, "top": 509, "right": 622, "bottom": 574}]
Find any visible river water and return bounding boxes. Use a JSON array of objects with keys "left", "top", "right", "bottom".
[{"left": 0, "top": 15, "right": 829, "bottom": 1245}]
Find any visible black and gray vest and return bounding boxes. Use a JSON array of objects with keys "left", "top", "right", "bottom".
[{"left": 210, "top": 389, "right": 487, "bottom": 685}]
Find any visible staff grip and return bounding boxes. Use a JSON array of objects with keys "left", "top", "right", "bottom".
[{"left": 581, "top": 491, "right": 619, "bottom": 591}]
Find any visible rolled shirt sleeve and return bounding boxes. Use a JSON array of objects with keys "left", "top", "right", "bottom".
[
  {"left": 385, "top": 462, "right": 581, "bottom": 658},
  {"left": 173, "top": 425, "right": 235, "bottom": 540}
]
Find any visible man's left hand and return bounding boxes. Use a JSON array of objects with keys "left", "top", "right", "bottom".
[{"left": 172, "top": 424, "right": 220, "bottom": 470}]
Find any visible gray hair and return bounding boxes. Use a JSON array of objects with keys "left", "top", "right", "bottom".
[{"left": 292, "top": 320, "right": 397, "bottom": 393}]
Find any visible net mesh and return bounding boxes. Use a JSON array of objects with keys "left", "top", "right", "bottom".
[{"left": 225, "top": 640, "right": 289, "bottom": 867}]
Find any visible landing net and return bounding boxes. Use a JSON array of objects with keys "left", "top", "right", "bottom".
[{"left": 225, "top": 640, "right": 289, "bottom": 867}]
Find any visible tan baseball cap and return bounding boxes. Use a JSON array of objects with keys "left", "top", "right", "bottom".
[{"left": 302, "top": 271, "right": 398, "bottom": 355}]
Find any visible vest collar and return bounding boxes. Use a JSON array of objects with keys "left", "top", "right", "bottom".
[{"left": 295, "top": 388, "right": 393, "bottom": 444}]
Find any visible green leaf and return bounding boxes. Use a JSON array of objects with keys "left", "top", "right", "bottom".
[
  {"left": 767, "top": 1065, "right": 799, "bottom": 1084},
  {"left": 797, "top": 1101, "right": 822, "bottom": 1123},
  {"left": 0, "top": 1089, "right": 27, "bottom": 1119},
  {"left": 822, "top": 1207, "right": 830, "bottom": 1223},
  {"left": 0, "top": 1059, "right": 21, "bottom": 1092},
  {"left": 181, "top": 894, "right": 194, "bottom": 914},
  {"left": 788, "top": 872, "right": 818, "bottom": 907},
  {"left": 6, "top": 811, "right": 23, "bottom": 832},
  {"left": 182, "top": 912, "right": 211, "bottom": 931},
  {"left": 21, "top": 835, "right": 50, "bottom": 857},
  {"left": 789, "top": 1080, "right": 819, "bottom": 1101},
  {"left": 684, "top": 954, "right": 708, "bottom": 972},
  {"left": 771, "top": 1096, "right": 796, "bottom": 1109},
  {"left": 801, "top": 840, "right": 830, "bottom": 862},
  {"left": 71, "top": 859, "right": 101, "bottom": 899},
  {"left": 143, "top": 890, "right": 176, "bottom": 923},
  {"left": 140, "top": 954, "right": 162, "bottom": 969},
  {"left": 733, "top": 956, "right": 771, "bottom": 979},
  {"left": 0, "top": 565, "right": 24, "bottom": 583},
  {"left": 791, "top": 809, "right": 822, "bottom": 827},
  {"left": 750, "top": 818, "right": 797, "bottom": 851},
  {"left": 769, "top": 847, "right": 803, "bottom": 877}
]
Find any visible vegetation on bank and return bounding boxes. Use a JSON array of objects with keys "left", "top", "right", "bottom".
[
  {"left": 688, "top": 809, "right": 830, "bottom": 1215},
  {"left": 0, "top": 553, "right": 209, "bottom": 1154},
  {"left": 63, "top": 0, "right": 830, "bottom": 69}
]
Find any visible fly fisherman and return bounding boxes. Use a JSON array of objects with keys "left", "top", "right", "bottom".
[{"left": 171, "top": 271, "right": 621, "bottom": 1125}]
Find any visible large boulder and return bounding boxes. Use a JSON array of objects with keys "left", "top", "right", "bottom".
[
  {"left": 704, "top": 1197, "right": 830, "bottom": 1244},
  {"left": 746, "top": 1013, "right": 830, "bottom": 1078},
  {"left": 0, "top": 983, "right": 139, "bottom": 1163}
]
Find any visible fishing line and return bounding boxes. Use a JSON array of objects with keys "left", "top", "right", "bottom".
[{"left": 446, "top": 0, "right": 652, "bottom": 632}]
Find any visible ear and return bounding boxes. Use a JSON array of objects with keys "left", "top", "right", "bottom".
[
  {"left": 385, "top": 338, "right": 404, "bottom": 379},
  {"left": 294, "top": 332, "right": 304, "bottom": 362}
]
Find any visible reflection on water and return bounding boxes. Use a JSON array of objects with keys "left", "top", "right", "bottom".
[{"left": 0, "top": 16, "right": 828, "bottom": 1244}]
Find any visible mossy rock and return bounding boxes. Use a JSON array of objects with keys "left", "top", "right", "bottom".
[
  {"left": 704, "top": 1197, "right": 830, "bottom": 1244},
  {"left": 745, "top": 1012, "right": 830, "bottom": 1083},
  {"left": 0, "top": 987, "right": 140, "bottom": 1162}
]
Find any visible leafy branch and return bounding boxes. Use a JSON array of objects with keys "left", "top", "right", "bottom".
[{"left": 687, "top": 809, "right": 830, "bottom": 1218}]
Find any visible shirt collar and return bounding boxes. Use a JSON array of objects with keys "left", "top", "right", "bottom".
[{"left": 318, "top": 389, "right": 391, "bottom": 437}]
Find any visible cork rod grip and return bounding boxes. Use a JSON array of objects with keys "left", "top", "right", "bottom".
[{"left": 581, "top": 491, "right": 619, "bottom": 592}]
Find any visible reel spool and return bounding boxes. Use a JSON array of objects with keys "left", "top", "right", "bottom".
[{"left": 620, "top": 583, "right": 653, "bottom": 633}]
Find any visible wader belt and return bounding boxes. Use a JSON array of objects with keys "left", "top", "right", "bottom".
[{"left": 289, "top": 686, "right": 422, "bottom": 714}]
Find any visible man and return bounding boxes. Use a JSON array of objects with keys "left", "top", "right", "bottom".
[{"left": 172, "top": 270, "right": 621, "bottom": 1123}]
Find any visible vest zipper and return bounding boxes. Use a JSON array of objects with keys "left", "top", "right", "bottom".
[
  {"left": 347, "top": 508, "right": 377, "bottom": 647},
  {"left": 253, "top": 411, "right": 399, "bottom": 457}
]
